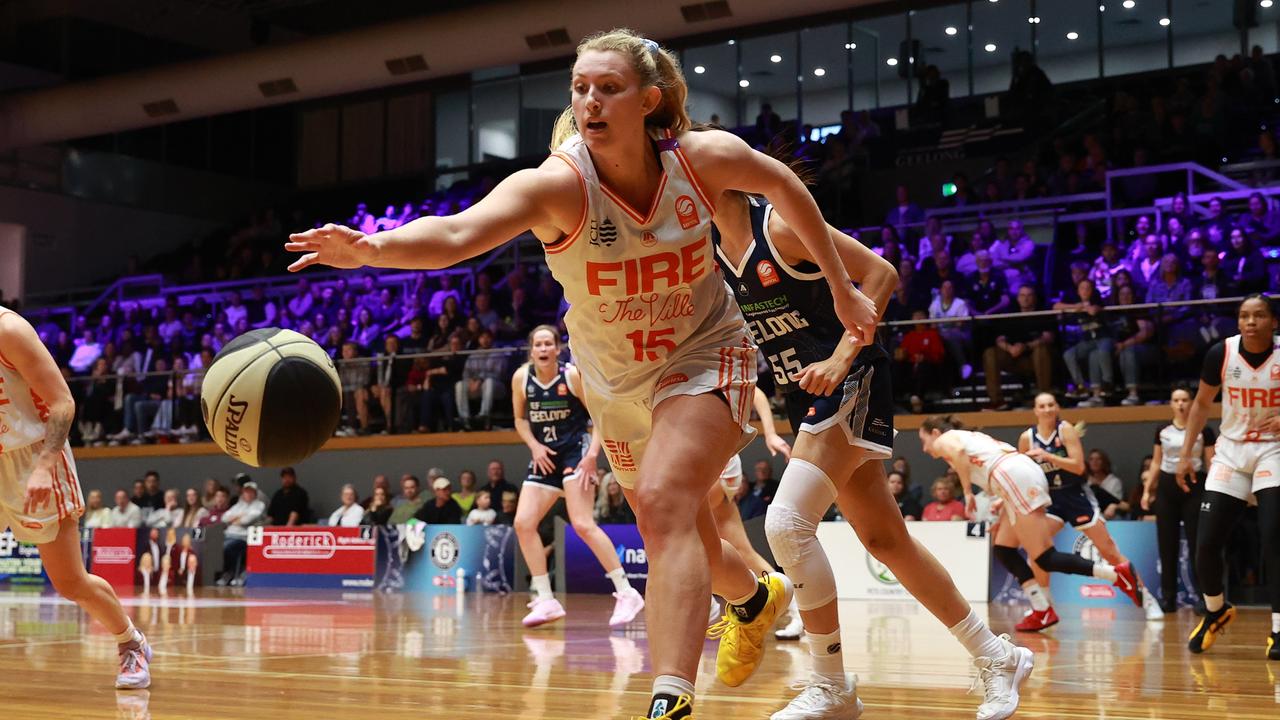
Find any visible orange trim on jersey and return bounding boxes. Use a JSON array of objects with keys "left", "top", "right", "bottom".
[
  {"left": 668, "top": 137, "right": 716, "bottom": 215},
  {"left": 991, "top": 455, "right": 1032, "bottom": 514},
  {"left": 600, "top": 173, "right": 668, "bottom": 226},
  {"left": 738, "top": 348, "right": 751, "bottom": 426},
  {"left": 61, "top": 447, "right": 80, "bottom": 513},
  {"left": 0, "top": 348, "right": 15, "bottom": 371},
  {"left": 546, "top": 152, "right": 589, "bottom": 255},
  {"left": 49, "top": 451, "right": 66, "bottom": 520},
  {"left": 1220, "top": 337, "right": 1232, "bottom": 384}
]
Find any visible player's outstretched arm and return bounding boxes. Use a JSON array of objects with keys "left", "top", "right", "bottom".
[{"left": 286, "top": 159, "right": 580, "bottom": 272}]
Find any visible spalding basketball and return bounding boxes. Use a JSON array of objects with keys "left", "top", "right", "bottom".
[{"left": 201, "top": 328, "right": 341, "bottom": 467}]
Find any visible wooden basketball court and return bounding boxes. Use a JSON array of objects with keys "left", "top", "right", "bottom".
[{"left": 0, "top": 590, "right": 1276, "bottom": 719}]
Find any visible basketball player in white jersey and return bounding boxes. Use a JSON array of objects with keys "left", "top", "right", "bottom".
[
  {"left": 919, "top": 417, "right": 1141, "bottom": 619},
  {"left": 1174, "top": 295, "right": 1280, "bottom": 659},
  {"left": 285, "top": 29, "right": 877, "bottom": 719},
  {"left": 0, "top": 307, "right": 152, "bottom": 688},
  {"left": 512, "top": 325, "right": 644, "bottom": 629}
]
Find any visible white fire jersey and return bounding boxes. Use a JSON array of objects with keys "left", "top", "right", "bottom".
[
  {"left": 0, "top": 306, "right": 51, "bottom": 454},
  {"left": 545, "top": 131, "right": 749, "bottom": 400},
  {"left": 1218, "top": 334, "right": 1280, "bottom": 443},
  {"left": 950, "top": 429, "right": 1019, "bottom": 490},
  {"left": 949, "top": 429, "right": 1050, "bottom": 517}
]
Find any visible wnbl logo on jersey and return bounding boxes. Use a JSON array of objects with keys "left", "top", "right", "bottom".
[{"left": 589, "top": 218, "right": 618, "bottom": 247}]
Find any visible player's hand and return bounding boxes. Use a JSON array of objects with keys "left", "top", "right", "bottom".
[
  {"left": 23, "top": 463, "right": 55, "bottom": 517},
  {"left": 1250, "top": 415, "right": 1280, "bottom": 436},
  {"left": 989, "top": 497, "right": 1005, "bottom": 516},
  {"left": 1140, "top": 488, "right": 1154, "bottom": 511},
  {"left": 765, "top": 433, "right": 792, "bottom": 460},
  {"left": 795, "top": 355, "right": 852, "bottom": 397},
  {"left": 1174, "top": 456, "right": 1195, "bottom": 492},
  {"left": 573, "top": 452, "right": 599, "bottom": 490},
  {"left": 832, "top": 283, "right": 877, "bottom": 346},
  {"left": 964, "top": 493, "right": 977, "bottom": 520},
  {"left": 529, "top": 443, "right": 558, "bottom": 476},
  {"left": 285, "top": 224, "right": 377, "bottom": 271},
  {"left": 1024, "top": 447, "right": 1049, "bottom": 462}
]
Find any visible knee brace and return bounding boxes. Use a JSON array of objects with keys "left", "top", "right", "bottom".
[
  {"left": 764, "top": 459, "right": 838, "bottom": 611},
  {"left": 992, "top": 545, "right": 1034, "bottom": 584},
  {"left": 1034, "top": 548, "right": 1094, "bottom": 578}
]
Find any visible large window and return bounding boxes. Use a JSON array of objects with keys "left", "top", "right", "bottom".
[
  {"left": 855, "top": 13, "right": 908, "bottom": 109},
  {"left": 800, "top": 23, "right": 851, "bottom": 127},
  {"left": 685, "top": 41, "right": 737, "bottom": 126},
  {"left": 521, "top": 69, "right": 569, "bottom": 155},
  {"left": 1103, "top": 0, "right": 1169, "bottom": 76},
  {"left": 471, "top": 78, "right": 518, "bottom": 163},
  {"left": 849, "top": 25, "right": 879, "bottom": 109},
  {"left": 740, "top": 32, "right": 798, "bottom": 135},
  {"left": 1173, "top": 0, "right": 1240, "bottom": 68},
  {"left": 1251, "top": 1, "right": 1280, "bottom": 55},
  {"left": 1036, "top": 1, "right": 1101, "bottom": 85},
  {"left": 908, "top": 3, "right": 970, "bottom": 98},
  {"left": 434, "top": 90, "right": 468, "bottom": 173},
  {"left": 971, "top": 0, "right": 1032, "bottom": 95}
]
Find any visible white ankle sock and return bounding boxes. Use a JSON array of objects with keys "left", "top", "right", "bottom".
[
  {"left": 1023, "top": 582, "right": 1051, "bottom": 612},
  {"left": 806, "top": 628, "right": 846, "bottom": 684},
  {"left": 531, "top": 574, "right": 553, "bottom": 601},
  {"left": 606, "top": 567, "right": 631, "bottom": 595},
  {"left": 652, "top": 674, "right": 695, "bottom": 700},
  {"left": 1271, "top": 612, "right": 1279, "bottom": 634},
  {"left": 1092, "top": 564, "right": 1118, "bottom": 582},
  {"left": 948, "top": 609, "right": 1005, "bottom": 660},
  {"left": 1204, "top": 594, "right": 1225, "bottom": 613},
  {"left": 726, "top": 576, "right": 760, "bottom": 607},
  {"left": 113, "top": 621, "right": 142, "bottom": 646}
]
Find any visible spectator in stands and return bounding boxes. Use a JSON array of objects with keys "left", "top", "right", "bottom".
[
  {"left": 109, "top": 489, "right": 143, "bottom": 529},
  {"left": 456, "top": 330, "right": 505, "bottom": 430},
  {"left": 68, "top": 329, "right": 101, "bottom": 374},
  {"left": 1085, "top": 449, "right": 1125, "bottom": 505},
  {"left": 1222, "top": 228, "right": 1268, "bottom": 294},
  {"left": 895, "top": 309, "right": 947, "bottom": 410},
  {"left": 1089, "top": 238, "right": 1131, "bottom": 299},
  {"left": 916, "top": 217, "right": 952, "bottom": 262},
  {"left": 922, "top": 478, "right": 966, "bottom": 521},
  {"left": 890, "top": 259, "right": 932, "bottom": 319},
  {"left": 1147, "top": 252, "right": 1193, "bottom": 331},
  {"left": 201, "top": 478, "right": 222, "bottom": 510},
  {"left": 1134, "top": 235, "right": 1165, "bottom": 289},
  {"left": 482, "top": 460, "right": 517, "bottom": 502},
  {"left": 138, "top": 472, "right": 164, "bottom": 511},
  {"left": 754, "top": 102, "right": 782, "bottom": 144},
  {"left": 884, "top": 185, "right": 924, "bottom": 234},
  {"left": 465, "top": 489, "right": 497, "bottom": 526},
  {"left": 419, "top": 334, "right": 464, "bottom": 432},
  {"left": 114, "top": 357, "right": 168, "bottom": 443},
  {"left": 473, "top": 292, "right": 500, "bottom": 335},
  {"left": 388, "top": 475, "right": 425, "bottom": 524},
  {"left": 595, "top": 474, "right": 634, "bottom": 524},
  {"left": 1008, "top": 50, "right": 1053, "bottom": 126},
  {"left": 428, "top": 275, "right": 463, "bottom": 318},
  {"left": 361, "top": 474, "right": 392, "bottom": 508},
  {"left": 219, "top": 482, "right": 266, "bottom": 585},
  {"left": 223, "top": 292, "right": 248, "bottom": 329},
  {"left": 928, "top": 279, "right": 973, "bottom": 379},
  {"left": 328, "top": 485, "right": 365, "bottom": 527},
  {"left": 374, "top": 334, "right": 409, "bottom": 433},
  {"left": 954, "top": 232, "right": 987, "bottom": 276},
  {"left": 147, "top": 489, "right": 183, "bottom": 528},
  {"left": 267, "top": 467, "right": 312, "bottom": 526},
  {"left": 287, "top": 278, "right": 314, "bottom": 324},
  {"left": 157, "top": 307, "right": 182, "bottom": 346},
  {"left": 983, "top": 284, "right": 1055, "bottom": 410},
  {"left": 495, "top": 491, "right": 519, "bottom": 525},
  {"left": 1237, "top": 192, "right": 1280, "bottom": 246},
  {"left": 181, "top": 488, "right": 208, "bottom": 528},
  {"left": 337, "top": 341, "right": 371, "bottom": 436},
  {"left": 1199, "top": 196, "right": 1232, "bottom": 239},
  {"left": 362, "top": 485, "right": 393, "bottom": 526},
  {"left": 352, "top": 308, "right": 382, "bottom": 351},
  {"left": 990, "top": 219, "right": 1036, "bottom": 290},
  {"left": 961, "top": 249, "right": 1011, "bottom": 316},
  {"left": 245, "top": 285, "right": 278, "bottom": 330},
  {"left": 1058, "top": 278, "right": 1114, "bottom": 407},
  {"left": 78, "top": 357, "right": 116, "bottom": 445},
  {"left": 889, "top": 471, "right": 921, "bottom": 521},
  {"left": 917, "top": 246, "right": 960, "bottom": 292},
  {"left": 1192, "top": 245, "right": 1231, "bottom": 301},
  {"left": 400, "top": 316, "right": 430, "bottom": 355},
  {"left": 1109, "top": 284, "right": 1157, "bottom": 406},
  {"left": 415, "top": 477, "right": 464, "bottom": 525},
  {"left": 201, "top": 487, "right": 231, "bottom": 526},
  {"left": 82, "top": 490, "right": 112, "bottom": 528},
  {"left": 372, "top": 288, "right": 398, "bottom": 328},
  {"left": 454, "top": 470, "right": 478, "bottom": 515}
]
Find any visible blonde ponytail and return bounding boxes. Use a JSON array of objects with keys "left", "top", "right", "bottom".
[{"left": 548, "top": 28, "right": 692, "bottom": 150}]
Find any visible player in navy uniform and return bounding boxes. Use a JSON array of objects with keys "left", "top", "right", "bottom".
[
  {"left": 512, "top": 325, "right": 644, "bottom": 630},
  {"left": 712, "top": 193, "right": 1031, "bottom": 720},
  {"left": 997, "top": 392, "right": 1157, "bottom": 632}
]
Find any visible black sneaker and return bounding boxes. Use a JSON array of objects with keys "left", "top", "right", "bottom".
[
  {"left": 1268, "top": 631, "right": 1280, "bottom": 661},
  {"left": 1188, "top": 604, "right": 1236, "bottom": 654}
]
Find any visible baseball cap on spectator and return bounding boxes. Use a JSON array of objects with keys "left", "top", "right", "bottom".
[
  {"left": 432, "top": 477, "right": 451, "bottom": 491},
  {"left": 242, "top": 481, "right": 259, "bottom": 492},
  {"left": 234, "top": 472, "right": 252, "bottom": 487}
]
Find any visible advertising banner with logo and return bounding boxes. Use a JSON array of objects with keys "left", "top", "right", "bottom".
[
  {"left": 816, "top": 521, "right": 989, "bottom": 602},
  {"left": 89, "top": 527, "right": 138, "bottom": 588},
  {"left": 989, "top": 520, "right": 1159, "bottom": 607},
  {"left": 402, "top": 524, "right": 515, "bottom": 593},
  {"left": 563, "top": 524, "right": 648, "bottom": 594},
  {"left": 0, "top": 529, "right": 47, "bottom": 586},
  {"left": 245, "top": 526, "right": 376, "bottom": 589}
]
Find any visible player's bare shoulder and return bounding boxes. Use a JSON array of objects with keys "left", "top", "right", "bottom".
[
  {"left": 0, "top": 307, "right": 38, "bottom": 349},
  {"left": 528, "top": 155, "right": 589, "bottom": 243}
]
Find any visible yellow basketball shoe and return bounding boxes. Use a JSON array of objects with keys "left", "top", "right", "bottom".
[
  {"left": 631, "top": 694, "right": 694, "bottom": 719},
  {"left": 708, "top": 572, "right": 794, "bottom": 687}
]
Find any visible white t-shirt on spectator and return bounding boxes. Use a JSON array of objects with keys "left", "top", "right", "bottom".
[
  {"left": 1092, "top": 473, "right": 1124, "bottom": 500},
  {"left": 224, "top": 304, "right": 248, "bottom": 328},
  {"left": 108, "top": 503, "right": 144, "bottom": 528},
  {"left": 222, "top": 498, "right": 266, "bottom": 540},
  {"left": 466, "top": 508, "right": 497, "bottom": 526},
  {"left": 928, "top": 296, "right": 970, "bottom": 321},
  {"left": 147, "top": 507, "right": 183, "bottom": 528},
  {"left": 328, "top": 504, "right": 366, "bottom": 527},
  {"left": 69, "top": 341, "right": 102, "bottom": 374},
  {"left": 158, "top": 319, "right": 183, "bottom": 344}
]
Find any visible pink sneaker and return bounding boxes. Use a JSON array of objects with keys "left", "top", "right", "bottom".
[
  {"left": 608, "top": 588, "right": 645, "bottom": 628},
  {"left": 522, "top": 597, "right": 566, "bottom": 628},
  {"left": 115, "top": 634, "right": 152, "bottom": 690}
]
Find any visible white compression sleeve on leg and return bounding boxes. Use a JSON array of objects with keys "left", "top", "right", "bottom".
[{"left": 764, "top": 458, "right": 839, "bottom": 612}]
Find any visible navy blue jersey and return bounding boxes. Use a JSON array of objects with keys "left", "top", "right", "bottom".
[
  {"left": 1029, "top": 421, "right": 1084, "bottom": 490},
  {"left": 524, "top": 363, "right": 589, "bottom": 451},
  {"left": 712, "top": 196, "right": 887, "bottom": 392}
]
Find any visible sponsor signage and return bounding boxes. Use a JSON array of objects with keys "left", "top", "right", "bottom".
[
  {"left": 563, "top": 524, "right": 649, "bottom": 594},
  {"left": 0, "top": 529, "right": 47, "bottom": 586},
  {"left": 246, "top": 526, "right": 376, "bottom": 589},
  {"left": 989, "top": 521, "right": 1161, "bottom": 607},
  {"left": 89, "top": 528, "right": 138, "bottom": 588},
  {"left": 402, "top": 524, "right": 515, "bottom": 593},
  {"left": 817, "top": 521, "right": 989, "bottom": 602}
]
